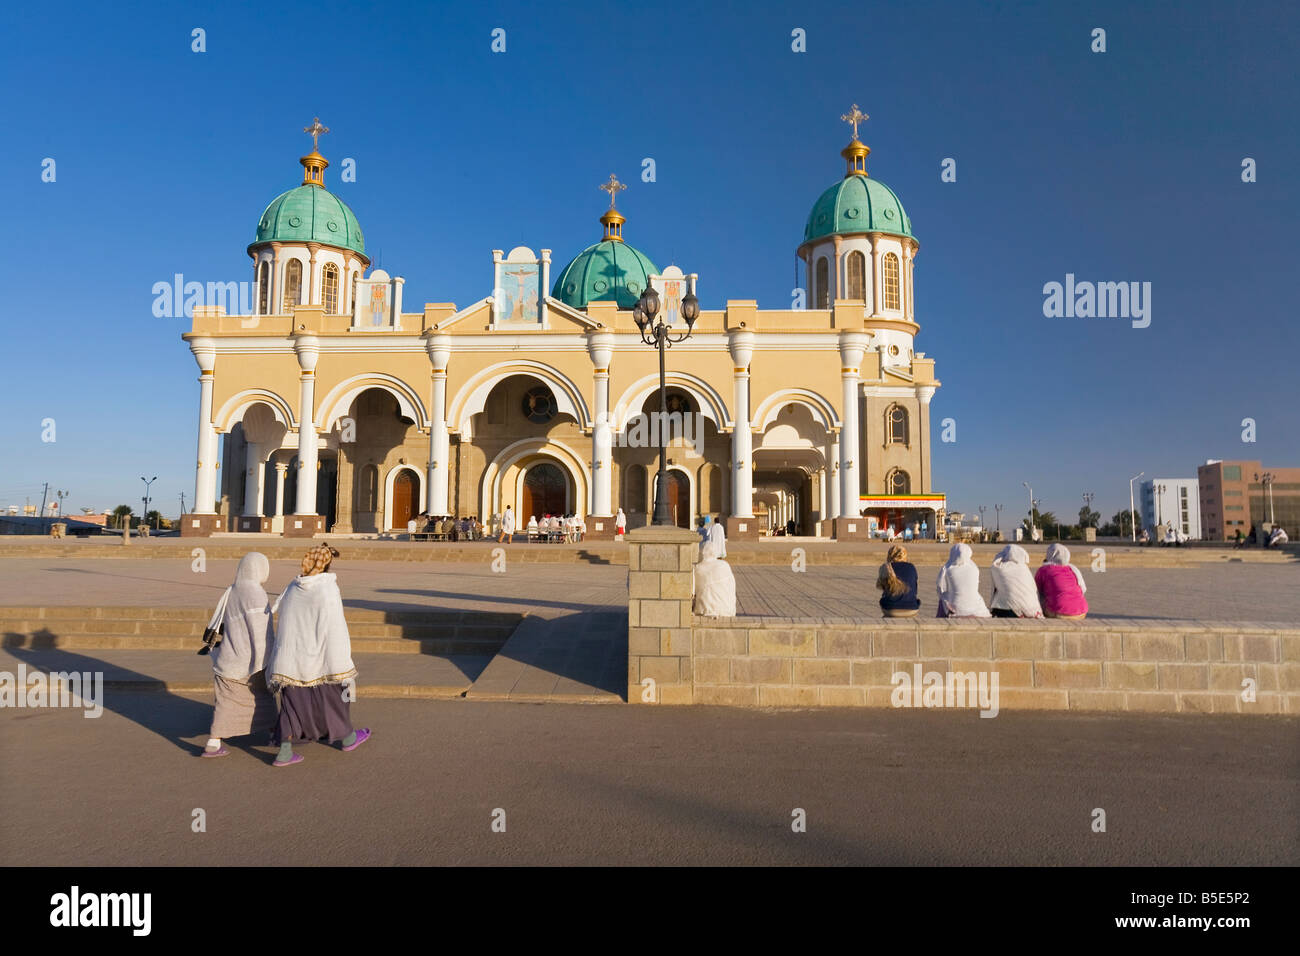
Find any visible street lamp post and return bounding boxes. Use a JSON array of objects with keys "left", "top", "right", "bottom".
[
  {"left": 1082, "top": 491, "right": 1094, "bottom": 528},
  {"left": 978, "top": 505, "right": 986, "bottom": 539},
  {"left": 1022, "top": 481, "right": 1034, "bottom": 540},
  {"left": 56, "top": 489, "right": 69, "bottom": 519},
  {"left": 1154, "top": 482, "right": 1167, "bottom": 528},
  {"left": 141, "top": 476, "right": 158, "bottom": 530},
  {"left": 1129, "top": 471, "right": 1144, "bottom": 543},
  {"left": 1255, "top": 472, "right": 1276, "bottom": 525},
  {"left": 633, "top": 281, "right": 700, "bottom": 526},
  {"left": 994, "top": 503, "right": 1003, "bottom": 535}
]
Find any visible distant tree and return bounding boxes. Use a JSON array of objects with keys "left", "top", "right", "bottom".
[
  {"left": 111, "top": 505, "right": 133, "bottom": 529},
  {"left": 1079, "top": 506, "right": 1100, "bottom": 529},
  {"left": 146, "top": 510, "right": 162, "bottom": 529},
  {"left": 1107, "top": 509, "right": 1141, "bottom": 537}
]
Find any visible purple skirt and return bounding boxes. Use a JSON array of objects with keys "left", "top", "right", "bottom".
[{"left": 273, "top": 684, "right": 353, "bottom": 745}]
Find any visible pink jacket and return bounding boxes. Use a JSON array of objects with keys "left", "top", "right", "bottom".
[{"left": 1035, "top": 564, "right": 1089, "bottom": 617}]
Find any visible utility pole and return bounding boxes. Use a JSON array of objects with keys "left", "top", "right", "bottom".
[{"left": 38, "top": 482, "right": 49, "bottom": 521}]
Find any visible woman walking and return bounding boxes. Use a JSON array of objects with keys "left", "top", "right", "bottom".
[
  {"left": 202, "top": 552, "right": 278, "bottom": 757},
  {"left": 265, "top": 544, "right": 371, "bottom": 767},
  {"left": 876, "top": 544, "right": 921, "bottom": 617}
]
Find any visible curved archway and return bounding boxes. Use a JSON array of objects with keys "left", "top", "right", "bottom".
[
  {"left": 317, "top": 373, "right": 428, "bottom": 433},
  {"left": 449, "top": 361, "right": 592, "bottom": 435},
  {"left": 480, "top": 437, "right": 591, "bottom": 522},
  {"left": 612, "top": 372, "right": 730, "bottom": 431},
  {"left": 752, "top": 388, "right": 840, "bottom": 433},
  {"left": 214, "top": 389, "right": 297, "bottom": 433},
  {"left": 383, "top": 464, "right": 424, "bottom": 530}
]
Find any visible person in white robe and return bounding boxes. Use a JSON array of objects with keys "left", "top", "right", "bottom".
[
  {"left": 203, "top": 552, "right": 277, "bottom": 757},
  {"left": 615, "top": 508, "right": 627, "bottom": 537},
  {"left": 497, "top": 506, "right": 515, "bottom": 543},
  {"left": 693, "top": 534, "right": 736, "bottom": 617},
  {"left": 706, "top": 519, "right": 727, "bottom": 559},
  {"left": 935, "top": 543, "right": 991, "bottom": 617},
  {"left": 988, "top": 544, "right": 1043, "bottom": 618}
]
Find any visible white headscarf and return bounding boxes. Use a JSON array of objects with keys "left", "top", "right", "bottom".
[
  {"left": 936, "top": 543, "right": 990, "bottom": 617},
  {"left": 707, "top": 521, "right": 727, "bottom": 558},
  {"left": 990, "top": 545, "right": 1042, "bottom": 618},
  {"left": 945, "top": 543, "right": 973, "bottom": 567},
  {"left": 265, "top": 571, "right": 356, "bottom": 689},
  {"left": 616, "top": 508, "right": 627, "bottom": 530},
  {"left": 694, "top": 534, "right": 736, "bottom": 616},
  {"left": 210, "top": 552, "right": 273, "bottom": 681},
  {"left": 1043, "top": 543, "right": 1087, "bottom": 592}
]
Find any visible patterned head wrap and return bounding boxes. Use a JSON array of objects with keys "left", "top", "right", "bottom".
[{"left": 301, "top": 543, "right": 340, "bottom": 576}]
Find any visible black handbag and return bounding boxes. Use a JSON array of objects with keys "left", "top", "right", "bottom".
[{"left": 198, "top": 621, "right": 225, "bottom": 655}]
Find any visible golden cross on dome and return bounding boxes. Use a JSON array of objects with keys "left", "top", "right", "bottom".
[
  {"left": 840, "top": 104, "right": 868, "bottom": 140},
  {"left": 303, "top": 117, "right": 330, "bottom": 151},
  {"left": 599, "top": 174, "right": 626, "bottom": 209}
]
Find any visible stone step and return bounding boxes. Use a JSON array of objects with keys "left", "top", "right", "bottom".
[
  {"left": 0, "top": 605, "right": 522, "bottom": 626},
  {"left": 0, "top": 631, "right": 511, "bottom": 655}
]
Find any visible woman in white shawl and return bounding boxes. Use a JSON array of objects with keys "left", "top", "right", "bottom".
[
  {"left": 693, "top": 533, "right": 736, "bottom": 617},
  {"left": 615, "top": 508, "right": 627, "bottom": 538},
  {"left": 706, "top": 519, "right": 727, "bottom": 559},
  {"left": 935, "top": 543, "right": 991, "bottom": 617},
  {"left": 202, "top": 552, "right": 278, "bottom": 757},
  {"left": 264, "top": 545, "right": 370, "bottom": 767},
  {"left": 989, "top": 544, "right": 1043, "bottom": 618}
]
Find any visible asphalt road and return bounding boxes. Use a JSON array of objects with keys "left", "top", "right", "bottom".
[{"left": 2, "top": 693, "right": 1295, "bottom": 866}]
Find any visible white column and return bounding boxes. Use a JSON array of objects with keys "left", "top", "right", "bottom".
[
  {"left": 838, "top": 332, "right": 868, "bottom": 517},
  {"left": 818, "top": 467, "right": 827, "bottom": 527},
  {"left": 190, "top": 338, "right": 218, "bottom": 514},
  {"left": 587, "top": 331, "right": 614, "bottom": 516},
  {"left": 540, "top": 249, "right": 552, "bottom": 328},
  {"left": 728, "top": 330, "right": 755, "bottom": 517},
  {"left": 294, "top": 335, "right": 320, "bottom": 515},
  {"left": 426, "top": 333, "right": 451, "bottom": 516},
  {"left": 829, "top": 437, "right": 841, "bottom": 520},
  {"left": 243, "top": 442, "right": 264, "bottom": 517},
  {"left": 272, "top": 462, "right": 287, "bottom": 533}
]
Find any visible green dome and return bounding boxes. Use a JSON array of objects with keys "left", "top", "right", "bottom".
[
  {"left": 251, "top": 185, "right": 365, "bottom": 255},
  {"left": 803, "top": 175, "right": 914, "bottom": 243},
  {"left": 552, "top": 239, "right": 660, "bottom": 309}
]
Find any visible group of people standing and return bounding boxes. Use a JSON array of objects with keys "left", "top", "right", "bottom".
[
  {"left": 876, "top": 542, "right": 1089, "bottom": 619},
  {"left": 203, "top": 544, "right": 370, "bottom": 767}
]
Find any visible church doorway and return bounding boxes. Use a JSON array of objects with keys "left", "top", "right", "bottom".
[
  {"left": 522, "top": 462, "right": 568, "bottom": 517},
  {"left": 663, "top": 469, "right": 691, "bottom": 528},
  {"left": 390, "top": 469, "right": 419, "bottom": 530}
]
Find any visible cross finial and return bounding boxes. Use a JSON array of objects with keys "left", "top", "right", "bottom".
[
  {"left": 598, "top": 173, "right": 626, "bottom": 209},
  {"left": 303, "top": 117, "right": 330, "bottom": 151},
  {"left": 840, "top": 104, "right": 868, "bottom": 141}
]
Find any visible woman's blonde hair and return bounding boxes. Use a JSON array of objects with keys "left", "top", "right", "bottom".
[
  {"left": 876, "top": 545, "right": 910, "bottom": 597},
  {"left": 301, "top": 543, "right": 340, "bottom": 576}
]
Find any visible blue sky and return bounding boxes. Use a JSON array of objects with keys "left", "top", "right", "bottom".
[{"left": 1, "top": 0, "right": 1296, "bottom": 524}]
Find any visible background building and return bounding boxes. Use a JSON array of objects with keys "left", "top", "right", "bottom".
[
  {"left": 1139, "top": 478, "right": 1201, "bottom": 539},
  {"left": 1197, "top": 460, "right": 1300, "bottom": 541}
]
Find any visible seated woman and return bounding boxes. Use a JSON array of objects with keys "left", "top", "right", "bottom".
[
  {"left": 989, "top": 544, "right": 1043, "bottom": 618},
  {"left": 693, "top": 534, "right": 736, "bottom": 617},
  {"left": 876, "top": 544, "right": 921, "bottom": 617},
  {"left": 527, "top": 514, "right": 539, "bottom": 541},
  {"left": 1035, "top": 544, "right": 1089, "bottom": 619},
  {"left": 935, "top": 543, "right": 991, "bottom": 617}
]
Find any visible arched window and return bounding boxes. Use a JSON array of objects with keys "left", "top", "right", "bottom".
[
  {"left": 258, "top": 262, "right": 270, "bottom": 314},
  {"left": 846, "top": 251, "right": 867, "bottom": 300},
  {"left": 322, "top": 263, "right": 339, "bottom": 313},
  {"left": 886, "top": 468, "right": 911, "bottom": 495},
  {"left": 886, "top": 404, "right": 909, "bottom": 446},
  {"left": 815, "top": 258, "right": 829, "bottom": 309},
  {"left": 625, "top": 464, "right": 647, "bottom": 513},
  {"left": 350, "top": 273, "right": 358, "bottom": 314},
  {"left": 883, "top": 253, "right": 900, "bottom": 310},
  {"left": 282, "top": 259, "right": 302, "bottom": 312}
]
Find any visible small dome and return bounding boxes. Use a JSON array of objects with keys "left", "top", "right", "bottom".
[
  {"left": 251, "top": 185, "right": 365, "bottom": 256},
  {"left": 804, "top": 174, "right": 914, "bottom": 243},
  {"left": 551, "top": 239, "right": 660, "bottom": 310}
]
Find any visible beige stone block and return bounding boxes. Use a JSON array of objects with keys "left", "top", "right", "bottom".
[
  {"left": 1177, "top": 692, "right": 1216, "bottom": 714},
  {"left": 628, "top": 627, "right": 660, "bottom": 657},
  {"left": 639, "top": 656, "right": 680, "bottom": 684},
  {"left": 749, "top": 627, "right": 818, "bottom": 657},
  {"left": 819, "top": 686, "right": 867, "bottom": 707},
  {"left": 995, "top": 688, "right": 1069, "bottom": 710},
  {"left": 732, "top": 657, "right": 790, "bottom": 684},
  {"left": 1208, "top": 663, "right": 1254, "bottom": 692},
  {"left": 1034, "top": 658, "right": 1097, "bottom": 686},
  {"left": 695, "top": 684, "right": 757, "bottom": 706},
  {"left": 994, "top": 632, "right": 1062, "bottom": 660},
  {"left": 660, "top": 628, "right": 692, "bottom": 656},
  {"left": 1239, "top": 693, "right": 1283, "bottom": 715},
  {"left": 693, "top": 658, "right": 731, "bottom": 684},
  {"left": 865, "top": 686, "right": 897, "bottom": 708},
  {"left": 1068, "top": 690, "right": 1127, "bottom": 712},
  {"left": 851, "top": 659, "right": 897, "bottom": 686},
  {"left": 919, "top": 659, "right": 950, "bottom": 674},
  {"left": 1126, "top": 692, "right": 1178, "bottom": 712},
  {"left": 639, "top": 599, "right": 681, "bottom": 628},
  {"left": 660, "top": 572, "right": 693, "bottom": 600},
  {"left": 951, "top": 632, "right": 992, "bottom": 658},
  {"left": 626, "top": 600, "right": 639, "bottom": 628},
  {"left": 640, "top": 543, "right": 679, "bottom": 572},
  {"left": 1222, "top": 634, "right": 1279, "bottom": 663},
  {"left": 694, "top": 628, "right": 748, "bottom": 656},
  {"left": 1157, "top": 663, "right": 1208, "bottom": 691},
  {"left": 678, "top": 543, "right": 697, "bottom": 571},
  {"left": 628, "top": 571, "right": 660, "bottom": 600},
  {"left": 1104, "top": 661, "right": 1158, "bottom": 690},
  {"left": 818, "top": 630, "right": 872, "bottom": 657},
  {"left": 627, "top": 658, "right": 639, "bottom": 684},
  {"left": 919, "top": 632, "right": 953, "bottom": 657},
  {"left": 1064, "top": 632, "right": 1121, "bottom": 660},
  {"left": 627, "top": 546, "right": 640, "bottom": 572},
  {"left": 979, "top": 659, "right": 1032, "bottom": 687},
  {"left": 1279, "top": 664, "right": 1300, "bottom": 692},
  {"left": 874, "top": 631, "right": 918, "bottom": 657},
  {"left": 792, "top": 660, "right": 852, "bottom": 685},
  {"left": 758, "top": 685, "right": 818, "bottom": 707},
  {"left": 1123, "top": 634, "right": 1184, "bottom": 661},
  {"left": 1282, "top": 636, "right": 1300, "bottom": 663},
  {"left": 1183, "top": 634, "right": 1222, "bottom": 662},
  {"left": 656, "top": 683, "right": 694, "bottom": 705}
]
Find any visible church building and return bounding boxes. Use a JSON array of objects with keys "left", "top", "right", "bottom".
[{"left": 180, "top": 109, "right": 945, "bottom": 539}]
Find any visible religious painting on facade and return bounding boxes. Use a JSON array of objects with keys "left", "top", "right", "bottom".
[
  {"left": 368, "top": 282, "right": 389, "bottom": 328},
  {"left": 650, "top": 266, "right": 696, "bottom": 327},
  {"left": 498, "top": 263, "right": 540, "bottom": 324}
]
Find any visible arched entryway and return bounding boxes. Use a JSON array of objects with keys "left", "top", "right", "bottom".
[
  {"left": 663, "top": 469, "right": 690, "bottom": 528},
  {"left": 522, "top": 462, "right": 569, "bottom": 517},
  {"left": 387, "top": 467, "right": 421, "bottom": 530}
]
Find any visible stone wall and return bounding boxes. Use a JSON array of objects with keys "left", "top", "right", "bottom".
[
  {"left": 667, "top": 616, "right": 1298, "bottom": 714},
  {"left": 625, "top": 525, "right": 700, "bottom": 704}
]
